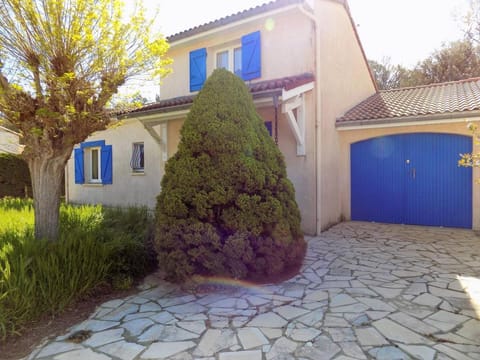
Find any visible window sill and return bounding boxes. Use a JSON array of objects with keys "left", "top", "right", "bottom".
[
  {"left": 131, "top": 171, "right": 145, "bottom": 176},
  {"left": 82, "top": 183, "right": 104, "bottom": 187}
]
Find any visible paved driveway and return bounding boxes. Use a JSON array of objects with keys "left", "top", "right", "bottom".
[{"left": 29, "top": 222, "right": 480, "bottom": 360}]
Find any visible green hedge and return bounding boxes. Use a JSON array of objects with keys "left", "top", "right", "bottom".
[{"left": 0, "top": 154, "right": 31, "bottom": 198}]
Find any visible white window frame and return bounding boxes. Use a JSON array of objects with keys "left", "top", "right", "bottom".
[
  {"left": 216, "top": 50, "right": 229, "bottom": 70},
  {"left": 131, "top": 142, "right": 145, "bottom": 173},
  {"left": 215, "top": 44, "right": 242, "bottom": 76},
  {"left": 88, "top": 147, "right": 102, "bottom": 183}
]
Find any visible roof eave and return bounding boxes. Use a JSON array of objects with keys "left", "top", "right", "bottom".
[
  {"left": 118, "top": 103, "right": 193, "bottom": 119},
  {"left": 0, "top": 125, "right": 21, "bottom": 136},
  {"left": 120, "top": 88, "right": 284, "bottom": 120},
  {"left": 336, "top": 110, "right": 480, "bottom": 130},
  {"left": 167, "top": 2, "right": 307, "bottom": 48}
]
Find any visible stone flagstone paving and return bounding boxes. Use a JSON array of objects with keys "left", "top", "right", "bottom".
[{"left": 27, "top": 222, "right": 480, "bottom": 359}]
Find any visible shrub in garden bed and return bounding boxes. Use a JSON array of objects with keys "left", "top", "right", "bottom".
[
  {"left": 101, "top": 207, "right": 157, "bottom": 283},
  {"left": 0, "top": 153, "right": 32, "bottom": 198},
  {"left": 0, "top": 199, "right": 155, "bottom": 339},
  {"left": 155, "top": 69, "right": 306, "bottom": 283}
]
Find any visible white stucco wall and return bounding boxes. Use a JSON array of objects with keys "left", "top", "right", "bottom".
[
  {"left": 161, "top": 6, "right": 314, "bottom": 99},
  {"left": 316, "top": 0, "right": 377, "bottom": 229},
  {"left": 257, "top": 99, "right": 317, "bottom": 235},
  {"left": 66, "top": 119, "right": 164, "bottom": 209}
]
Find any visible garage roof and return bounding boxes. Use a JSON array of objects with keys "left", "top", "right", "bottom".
[{"left": 337, "top": 77, "right": 480, "bottom": 126}]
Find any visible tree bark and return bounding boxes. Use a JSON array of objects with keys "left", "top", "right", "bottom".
[{"left": 28, "top": 153, "right": 69, "bottom": 241}]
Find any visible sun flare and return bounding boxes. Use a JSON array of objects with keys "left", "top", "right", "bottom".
[{"left": 458, "top": 275, "right": 480, "bottom": 318}]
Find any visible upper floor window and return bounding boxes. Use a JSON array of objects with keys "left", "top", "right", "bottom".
[
  {"left": 216, "top": 50, "right": 228, "bottom": 69},
  {"left": 189, "top": 30, "right": 261, "bottom": 92},
  {"left": 216, "top": 46, "right": 242, "bottom": 77}
]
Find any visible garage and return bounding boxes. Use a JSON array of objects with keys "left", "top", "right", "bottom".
[{"left": 351, "top": 133, "right": 472, "bottom": 228}]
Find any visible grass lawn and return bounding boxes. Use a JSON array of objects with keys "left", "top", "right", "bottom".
[{"left": 0, "top": 197, "right": 156, "bottom": 342}]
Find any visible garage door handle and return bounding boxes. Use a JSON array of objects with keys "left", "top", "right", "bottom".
[{"left": 412, "top": 168, "right": 416, "bottom": 179}]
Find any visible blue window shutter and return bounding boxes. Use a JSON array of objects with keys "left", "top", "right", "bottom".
[
  {"left": 190, "top": 48, "right": 207, "bottom": 92},
  {"left": 241, "top": 31, "right": 261, "bottom": 80},
  {"left": 101, "top": 145, "right": 113, "bottom": 184},
  {"left": 74, "top": 148, "right": 84, "bottom": 184}
]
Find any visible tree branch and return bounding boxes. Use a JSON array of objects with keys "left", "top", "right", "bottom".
[
  {"left": 31, "top": 64, "right": 44, "bottom": 101},
  {"left": 0, "top": 66, "right": 9, "bottom": 91}
]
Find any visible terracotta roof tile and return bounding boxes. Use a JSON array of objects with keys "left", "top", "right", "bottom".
[
  {"left": 337, "top": 77, "right": 480, "bottom": 125},
  {"left": 123, "top": 73, "right": 314, "bottom": 116},
  {"left": 167, "top": 0, "right": 305, "bottom": 43}
]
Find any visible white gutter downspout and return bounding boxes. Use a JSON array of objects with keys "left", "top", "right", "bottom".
[{"left": 299, "top": 2, "right": 322, "bottom": 235}]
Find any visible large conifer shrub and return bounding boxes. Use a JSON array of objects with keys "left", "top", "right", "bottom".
[{"left": 155, "top": 69, "right": 306, "bottom": 282}]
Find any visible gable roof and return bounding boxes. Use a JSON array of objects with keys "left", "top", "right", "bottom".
[
  {"left": 120, "top": 73, "right": 314, "bottom": 118},
  {"left": 167, "top": 0, "right": 305, "bottom": 43},
  {"left": 337, "top": 77, "right": 480, "bottom": 127}
]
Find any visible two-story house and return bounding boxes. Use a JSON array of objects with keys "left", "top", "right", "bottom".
[
  {"left": 66, "top": 0, "right": 376, "bottom": 235},
  {"left": 67, "top": 0, "right": 480, "bottom": 232}
]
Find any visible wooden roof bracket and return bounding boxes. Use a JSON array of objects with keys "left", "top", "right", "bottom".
[
  {"left": 281, "top": 82, "right": 314, "bottom": 156},
  {"left": 142, "top": 122, "right": 169, "bottom": 162}
]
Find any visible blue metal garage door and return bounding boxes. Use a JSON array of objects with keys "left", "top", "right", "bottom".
[{"left": 351, "top": 133, "right": 472, "bottom": 228}]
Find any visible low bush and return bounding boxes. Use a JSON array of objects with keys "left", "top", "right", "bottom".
[
  {"left": 0, "top": 198, "right": 155, "bottom": 340},
  {"left": 102, "top": 207, "right": 156, "bottom": 281},
  {"left": 0, "top": 154, "right": 32, "bottom": 198}
]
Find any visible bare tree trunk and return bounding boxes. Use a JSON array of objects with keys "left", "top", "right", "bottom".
[{"left": 28, "top": 153, "right": 69, "bottom": 241}]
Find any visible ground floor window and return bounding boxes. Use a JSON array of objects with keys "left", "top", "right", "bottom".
[
  {"left": 131, "top": 142, "right": 144, "bottom": 172},
  {"left": 74, "top": 140, "right": 112, "bottom": 185},
  {"left": 87, "top": 147, "right": 101, "bottom": 183}
]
